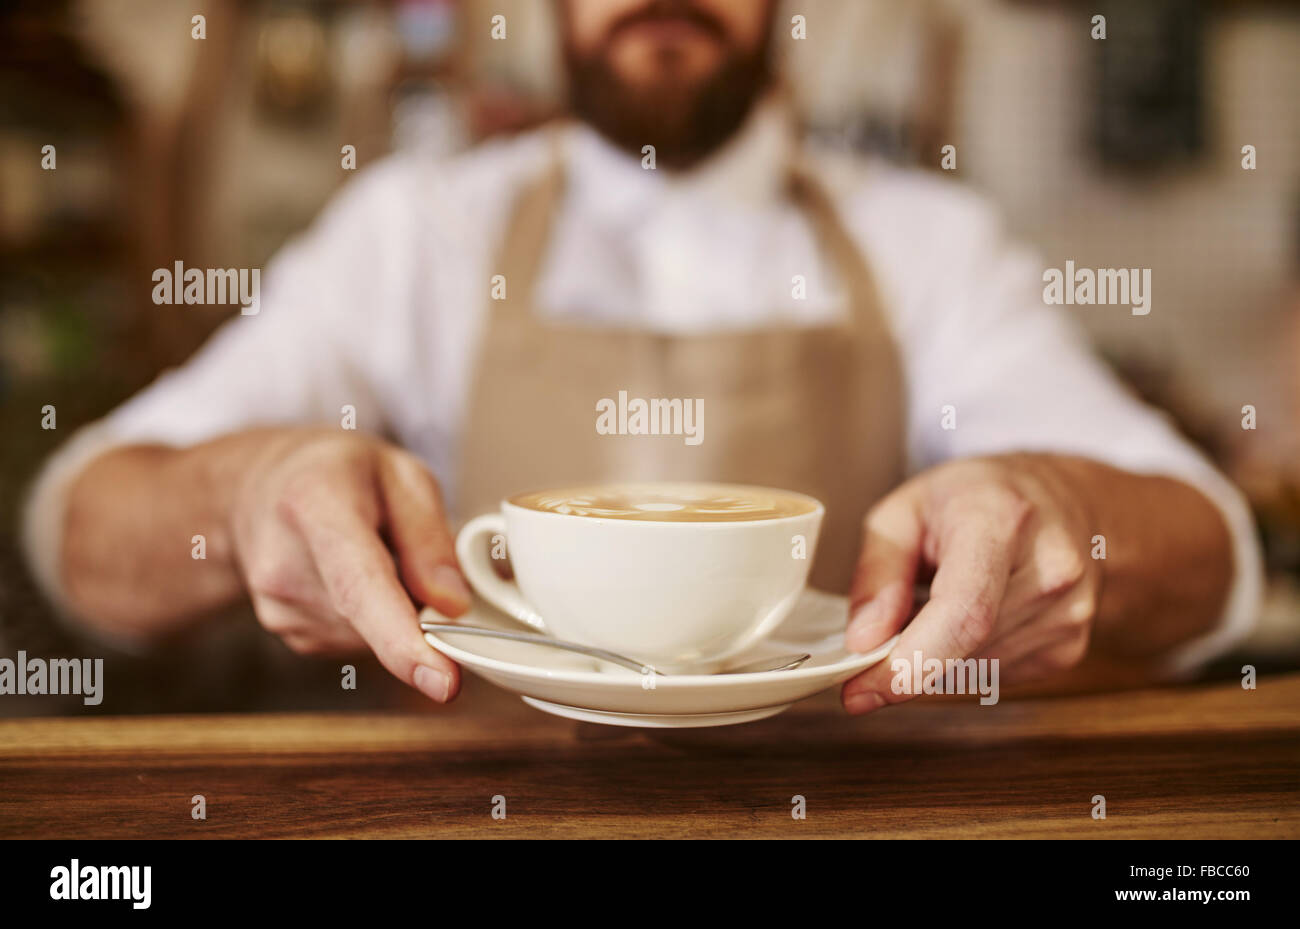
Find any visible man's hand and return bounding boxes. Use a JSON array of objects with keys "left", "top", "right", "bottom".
[
  {"left": 63, "top": 429, "right": 470, "bottom": 704},
  {"left": 229, "top": 431, "right": 469, "bottom": 703},
  {"left": 840, "top": 453, "right": 1235, "bottom": 714},
  {"left": 841, "top": 456, "right": 1100, "bottom": 714}
]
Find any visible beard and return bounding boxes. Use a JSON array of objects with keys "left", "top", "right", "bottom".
[{"left": 562, "top": 17, "right": 774, "bottom": 169}]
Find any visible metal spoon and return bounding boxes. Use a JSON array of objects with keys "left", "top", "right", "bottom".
[{"left": 420, "top": 621, "right": 811, "bottom": 676}]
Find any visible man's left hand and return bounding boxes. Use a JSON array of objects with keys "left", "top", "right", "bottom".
[{"left": 841, "top": 456, "right": 1102, "bottom": 714}]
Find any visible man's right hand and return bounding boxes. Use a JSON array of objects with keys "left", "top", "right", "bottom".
[
  {"left": 62, "top": 429, "right": 468, "bottom": 704},
  {"left": 228, "top": 431, "right": 468, "bottom": 703}
]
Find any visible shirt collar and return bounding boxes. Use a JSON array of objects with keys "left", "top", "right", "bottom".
[{"left": 560, "top": 92, "right": 795, "bottom": 225}]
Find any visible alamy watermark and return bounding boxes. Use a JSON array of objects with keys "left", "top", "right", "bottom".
[
  {"left": 595, "top": 390, "right": 704, "bottom": 446},
  {"left": 890, "top": 650, "right": 1000, "bottom": 706},
  {"left": 1042, "top": 261, "right": 1151, "bottom": 316},
  {"left": 50, "top": 859, "right": 150, "bottom": 909},
  {"left": 0, "top": 651, "right": 103, "bottom": 705},
  {"left": 152, "top": 261, "right": 260, "bottom": 314}
]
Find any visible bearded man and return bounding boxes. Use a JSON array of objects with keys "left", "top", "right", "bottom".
[{"left": 25, "top": 0, "right": 1259, "bottom": 713}]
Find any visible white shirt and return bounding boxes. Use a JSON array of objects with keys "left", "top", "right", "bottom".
[{"left": 22, "top": 102, "right": 1262, "bottom": 673}]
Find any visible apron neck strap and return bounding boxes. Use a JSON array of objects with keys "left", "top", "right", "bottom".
[
  {"left": 492, "top": 134, "right": 567, "bottom": 320},
  {"left": 784, "top": 158, "right": 882, "bottom": 332}
]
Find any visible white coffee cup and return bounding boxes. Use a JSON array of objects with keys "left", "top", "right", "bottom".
[{"left": 454, "top": 483, "right": 824, "bottom": 671}]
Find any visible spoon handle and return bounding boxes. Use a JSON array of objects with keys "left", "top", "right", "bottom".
[{"left": 420, "top": 622, "right": 661, "bottom": 675}]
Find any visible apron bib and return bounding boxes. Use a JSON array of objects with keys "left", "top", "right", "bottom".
[{"left": 455, "top": 132, "right": 906, "bottom": 592}]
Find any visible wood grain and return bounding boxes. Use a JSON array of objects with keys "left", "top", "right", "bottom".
[{"left": 1, "top": 674, "right": 1296, "bottom": 839}]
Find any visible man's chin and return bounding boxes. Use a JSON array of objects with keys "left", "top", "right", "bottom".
[{"left": 564, "top": 51, "right": 772, "bottom": 170}]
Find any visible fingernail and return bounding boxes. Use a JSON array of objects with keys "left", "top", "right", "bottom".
[
  {"left": 430, "top": 564, "right": 471, "bottom": 606},
  {"left": 414, "top": 665, "right": 453, "bottom": 703},
  {"left": 844, "top": 691, "right": 885, "bottom": 715}
]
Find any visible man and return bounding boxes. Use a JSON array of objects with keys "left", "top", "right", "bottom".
[{"left": 24, "top": 0, "right": 1260, "bottom": 713}]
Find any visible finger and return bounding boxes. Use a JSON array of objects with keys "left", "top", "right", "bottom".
[
  {"left": 993, "top": 523, "right": 1087, "bottom": 629},
  {"left": 236, "top": 506, "right": 340, "bottom": 616},
  {"left": 979, "top": 582, "right": 1095, "bottom": 667},
  {"left": 843, "top": 491, "right": 1028, "bottom": 714},
  {"left": 975, "top": 611, "right": 1059, "bottom": 669},
  {"left": 257, "top": 597, "right": 369, "bottom": 655},
  {"left": 289, "top": 491, "right": 461, "bottom": 703},
  {"left": 376, "top": 450, "right": 471, "bottom": 617},
  {"left": 845, "top": 489, "right": 924, "bottom": 652},
  {"left": 997, "top": 631, "right": 1091, "bottom": 686}
]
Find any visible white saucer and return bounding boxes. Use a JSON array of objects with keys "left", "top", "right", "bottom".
[
  {"left": 421, "top": 590, "right": 897, "bottom": 728},
  {"left": 519, "top": 697, "right": 791, "bottom": 728}
]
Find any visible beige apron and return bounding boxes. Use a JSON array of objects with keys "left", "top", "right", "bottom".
[{"left": 455, "top": 132, "right": 906, "bottom": 593}]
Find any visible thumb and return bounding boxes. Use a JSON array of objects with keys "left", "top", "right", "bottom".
[
  {"left": 376, "top": 450, "right": 471, "bottom": 617},
  {"left": 846, "top": 487, "right": 924, "bottom": 651}
]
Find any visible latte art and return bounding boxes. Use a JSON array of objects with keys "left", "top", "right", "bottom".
[{"left": 509, "top": 483, "right": 818, "bottom": 522}]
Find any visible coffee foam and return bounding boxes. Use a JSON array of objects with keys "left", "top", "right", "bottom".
[{"left": 508, "top": 483, "right": 818, "bottom": 522}]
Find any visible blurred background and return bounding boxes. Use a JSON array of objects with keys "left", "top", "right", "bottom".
[{"left": 2, "top": 0, "right": 1297, "bottom": 716}]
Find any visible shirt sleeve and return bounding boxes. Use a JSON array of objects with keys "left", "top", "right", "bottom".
[
  {"left": 20, "top": 159, "right": 415, "bottom": 620},
  {"left": 878, "top": 177, "right": 1263, "bottom": 676}
]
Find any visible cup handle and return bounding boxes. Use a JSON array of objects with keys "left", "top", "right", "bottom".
[{"left": 454, "top": 514, "right": 547, "bottom": 631}]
